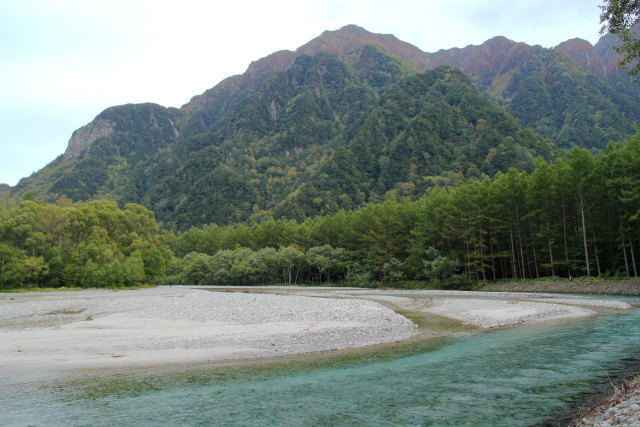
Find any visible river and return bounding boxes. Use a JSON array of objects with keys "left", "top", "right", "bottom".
[{"left": 2, "top": 297, "right": 639, "bottom": 426}]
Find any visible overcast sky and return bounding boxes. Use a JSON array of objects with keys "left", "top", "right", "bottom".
[{"left": 0, "top": 0, "right": 604, "bottom": 186}]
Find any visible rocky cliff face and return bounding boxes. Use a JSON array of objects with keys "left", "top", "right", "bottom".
[
  {"left": 554, "top": 36, "right": 623, "bottom": 80},
  {"left": 60, "top": 117, "right": 116, "bottom": 162},
  {"left": 59, "top": 103, "right": 181, "bottom": 163},
  {"left": 554, "top": 23, "right": 640, "bottom": 82}
]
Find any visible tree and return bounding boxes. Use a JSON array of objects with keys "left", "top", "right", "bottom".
[
  {"left": 277, "top": 246, "right": 305, "bottom": 284},
  {"left": 600, "top": 0, "right": 640, "bottom": 76},
  {"left": 182, "top": 252, "right": 215, "bottom": 285},
  {"left": 382, "top": 257, "right": 403, "bottom": 286},
  {"left": 569, "top": 147, "right": 597, "bottom": 276},
  {"left": 422, "top": 247, "right": 459, "bottom": 283},
  {"left": 306, "top": 245, "right": 348, "bottom": 283},
  {"left": 0, "top": 243, "right": 24, "bottom": 288}
]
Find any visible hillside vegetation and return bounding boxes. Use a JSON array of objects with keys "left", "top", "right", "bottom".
[
  {"left": 3, "top": 25, "right": 639, "bottom": 289},
  {"left": 15, "top": 53, "right": 554, "bottom": 228},
  {"left": 2, "top": 133, "right": 638, "bottom": 289},
  {"left": 11, "top": 26, "right": 640, "bottom": 230}
]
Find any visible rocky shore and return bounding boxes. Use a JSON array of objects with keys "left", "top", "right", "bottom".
[
  {"left": 478, "top": 279, "right": 640, "bottom": 296},
  {"left": 571, "top": 374, "right": 640, "bottom": 426}
]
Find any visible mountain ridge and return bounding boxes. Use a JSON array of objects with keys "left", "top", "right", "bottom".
[
  {"left": 12, "top": 25, "right": 639, "bottom": 229},
  {"left": 54, "top": 24, "right": 637, "bottom": 164},
  {"left": 176, "top": 25, "right": 640, "bottom": 152}
]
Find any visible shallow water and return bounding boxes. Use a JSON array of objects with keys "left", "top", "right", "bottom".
[{"left": 2, "top": 301, "right": 640, "bottom": 426}]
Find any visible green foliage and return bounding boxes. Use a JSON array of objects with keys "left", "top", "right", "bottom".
[
  {"left": 501, "top": 49, "right": 640, "bottom": 149},
  {"left": 4, "top": 133, "right": 639, "bottom": 289},
  {"left": 272, "top": 246, "right": 301, "bottom": 284},
  {"left": 382, "top": 257, "right": 403, "bottom": 286},
  {"left": 161, "top": 131, "right": 640, "bottom": 287},
  {"left": 422, "top": 247, "right": 459, "bottom": 283},
  {"left": 0, "top": 198, "right": 170, "bottom": 289}
]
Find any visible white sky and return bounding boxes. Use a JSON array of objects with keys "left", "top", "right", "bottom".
[{"left": 0, "top": 0, "right": 604, "bottom": 186}]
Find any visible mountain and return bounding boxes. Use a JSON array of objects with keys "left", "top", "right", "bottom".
[
  {"left": 12, "top": 25, "right": 639, "bottom": 228},
  {"left": 426, "top": 35, "right": 640, "bottom": 149},
  {"left": 173, "top": 24, "right": 640, "bottom": 151},
  {"left": 553, "top": 23, "right": 640, "bottom": 83},
  {"left": 179, "top": 25, "right": 429, "bottom": 138}
]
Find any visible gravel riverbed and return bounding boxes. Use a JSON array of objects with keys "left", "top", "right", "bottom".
[
  {"left": 0, "top": 287, "right": 419, "bottom": 374},
  {"left": 0, "top": 286, "right": 632, "bottom": 375}
]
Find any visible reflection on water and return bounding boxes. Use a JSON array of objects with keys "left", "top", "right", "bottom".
[{"left": 2, "top": 303, "right": 640, "bottom": 426}]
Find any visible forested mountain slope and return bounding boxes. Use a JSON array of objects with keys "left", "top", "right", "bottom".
[
  {"left": 12, "top": 25, "right": 639, "bottom": 229},
  {"left": 427, "top": 35, "right": 640, "bottom": 149},
  {"left": 181, "top": 25, "right": 640, "bottom": 152}
]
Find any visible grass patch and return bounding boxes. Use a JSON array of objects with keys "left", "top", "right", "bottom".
[
  {"left": 1, "top": 284, "right": 157, "bottom": 294},
  {"left": 1, "top": 287, "right": 86, "bottom": 294},
  {"left": 47, "top": 308, "right": 86, "bottom": 316}
]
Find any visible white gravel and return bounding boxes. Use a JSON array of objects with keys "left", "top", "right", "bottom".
[
  {"left": 0, "top": 286, "right": 631, "bottom": 374},
  {"left": 0, "top": 287, "right": 419, "bottom": 373},
  {"left": 424, "top": 297, "right": 597, "bottom": 328}
]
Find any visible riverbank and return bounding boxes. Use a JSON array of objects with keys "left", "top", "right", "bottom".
[
  {"left": 477, "top": 279, "right": 640, "bottom": 296},
  {"left": 0, "top": 287, "right": 420, "bottom": 375},
  {"left": 0, "top": 286, "right": 632, "bottom": 376},
  {"left": 571, "top": 374, "right": 640, "bottom": 426}
]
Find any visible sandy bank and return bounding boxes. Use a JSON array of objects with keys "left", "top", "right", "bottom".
[
  {"left": 0, "top": 287, "right": 632, "bottom": 374},
  {"left": 0, "top": 287, "right": 418, "bottom": 375},
  {"left": 248, "top": 287, "right": 631, "bottom": 328}
]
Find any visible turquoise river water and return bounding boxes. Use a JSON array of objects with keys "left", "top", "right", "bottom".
[{"left": 2, "top": 298, "right": 640, "bottom": 426}]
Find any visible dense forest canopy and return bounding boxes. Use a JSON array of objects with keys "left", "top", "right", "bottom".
[
  {"left": 0, "top": 197, "right": 171, "bottom": 288},
  {"left": 163, "top": 132, "right": 640, "bottom": 286},
  {"left": 12, "top": 62, "right": 556, "bottom": 229},
  {"left": 2, "top": 132, "right": 638, "bottom": 289}
]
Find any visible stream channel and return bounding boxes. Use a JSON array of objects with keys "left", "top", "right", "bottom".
[{"left": 1, "top": 295, "right": 639, "bottom": 426}]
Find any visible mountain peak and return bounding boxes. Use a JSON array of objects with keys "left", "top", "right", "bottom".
[
  {"left": 243, "top": 24, "right": 429, "bottom": 78},
  {"left": 320, "top": 24, "right": 370, "bottom": 37},
  {"left": 480, "top": 36, "right": 518, "bottom": 51},
  {"left": 555, "top": 35, "right": 621, "bottom": 79},
  {"left": 295, "top": 24, "right": 430, "bottom": 70},
  {"left": 181, "top": 24, "right": 431, "bottom": 128},
  {"left": 554, "top": 38, "right": 595, "bottom": 69}
]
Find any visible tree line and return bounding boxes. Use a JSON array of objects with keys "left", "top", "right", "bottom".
[
  {"left": 1, "top": 132, "right": 638, "bottom": 289},
  {"left": 165, "top": 132, "right": 640, "bottom": 285}
]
